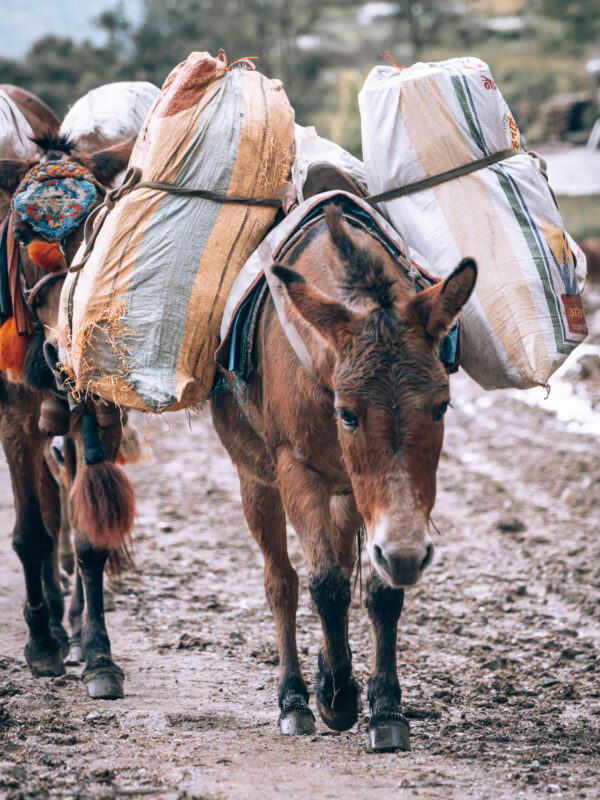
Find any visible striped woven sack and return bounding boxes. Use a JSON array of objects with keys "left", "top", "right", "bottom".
[
  {"left": 359, "top": 57, "right": 587, "bottom": 390},
  {"left": 58, "top": 52, "right": 295, "bottom": 412}
]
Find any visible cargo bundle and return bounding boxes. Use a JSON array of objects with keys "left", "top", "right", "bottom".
[
  {"left": 58, "top": 52, "right": 295, "bottom": 412},
  {"left": 359, "top": 57, "right": 587, "bottom": 390}
]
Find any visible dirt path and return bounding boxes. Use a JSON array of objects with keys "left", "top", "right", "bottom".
[{"left": 1, "top": 292, "right": 599, "bottom": 800}]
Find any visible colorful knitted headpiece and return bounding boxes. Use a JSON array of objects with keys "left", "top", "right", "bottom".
[{"left": 12, "top": 160, "right": 103, "bottom": 240}]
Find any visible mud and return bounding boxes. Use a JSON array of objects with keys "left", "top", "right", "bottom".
[{"left": 1, "top": 290, "right": 599, "bottom": 800}]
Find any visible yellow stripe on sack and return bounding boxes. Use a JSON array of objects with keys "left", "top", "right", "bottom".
[
  {"left": 174, "top": 71, "right": 295, "bottom": 404},
  {"left": 399, "top": 77, "right": 550, "bottom": 385},
  {"left": 399, "top": 76, "right": 473, "bottom": 174}
]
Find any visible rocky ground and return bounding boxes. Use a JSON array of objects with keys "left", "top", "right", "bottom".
[{"left": 1, "top": 290, "right": 599, "bottom": 800}]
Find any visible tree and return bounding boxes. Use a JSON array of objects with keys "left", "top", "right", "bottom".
[{"left": 390, "top": 1, "right": 464, "bottom": 62}]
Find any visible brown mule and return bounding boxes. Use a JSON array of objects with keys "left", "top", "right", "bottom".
[
  {"left": 211, "top": 201, "right": 476, "bottom": 751},
  {"left": 0, "top": 130, "right": 136, "bottom": 698}
]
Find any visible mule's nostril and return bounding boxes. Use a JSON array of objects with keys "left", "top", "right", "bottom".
[
  {"left": 420, "top": 543, "right": 433, "bottom": 573},
  {"left": 373, "top": 544, "right": 388, "bottom": 571}
]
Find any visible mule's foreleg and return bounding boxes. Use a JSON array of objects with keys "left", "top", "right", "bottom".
[
  {"left": 239, "top": 474, "right": 315, "bottom": 735},
  {"left": 71, "top": 419, "right": 126, "bottom": 699},
  {"left": 364, "top": 571, "right": 410, "bottom": 751},
  {"left": 75, "top": 535, "right": 124, "bottom": 698},
  {"left": 278, "top": 450, "right": 360, "bottom": 732},
  {"left": 0, "top": 386, "right": 65, "bottom": 677},
  {"left": 66, "top": 566, "right": 84, "bottom": 665},
  {"left": 39, "top": 455, "right": 69, "bottom": 653},
  {"left": 309, "top": 564, "right": 360, "bottom": 732}
]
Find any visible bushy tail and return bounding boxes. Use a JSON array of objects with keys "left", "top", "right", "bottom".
[
  {"left": 115, "top": 420, "right": 142, "bottom": 465},
  {"left": 71, "top": 461, "right": 135, "bottom": 551}
]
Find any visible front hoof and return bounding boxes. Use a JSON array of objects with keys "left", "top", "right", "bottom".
[
  {"left": 369, "top": 715, "right": 410, "bottom": 752},
  {"left": 316, "top": 699, "right": 358, "bottom": 732},
  {"left": 279, "top": 707, "right": 316, "bottom": 735},
  {"left": 82, "top": 661, "right": 124, "bottom": 699},
  {"left": 25, "top": 645, "right": 65, "bottom": 678},
  {"left": 83, "top": 671, "right": 124, "bottom": 699}
]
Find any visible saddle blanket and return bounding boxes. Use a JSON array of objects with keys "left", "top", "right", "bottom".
[{"left": 217, "top": 190, "right": 460, "bottom": 382}]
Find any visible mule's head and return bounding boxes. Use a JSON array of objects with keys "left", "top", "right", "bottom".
[
  {"left": 273, "top": 206, "right": 476, "bottom": 589},
  {"left": 0, "top": 133, "right": 135, "bottom": 327}
]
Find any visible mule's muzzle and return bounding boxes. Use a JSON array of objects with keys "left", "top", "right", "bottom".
[
  {"left": 371, "top": 541, "right": 433, "bottom": 587},
  {"left": 368, "top": 520, "right": 434, "bottom": 588}
]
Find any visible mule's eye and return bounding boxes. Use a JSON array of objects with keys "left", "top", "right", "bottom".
[
  {"left": 433, "top": 402, "right": 449, "bottom": 421},
  {"left": 336, "top": 408, "right": 359, "bottom": 429}
]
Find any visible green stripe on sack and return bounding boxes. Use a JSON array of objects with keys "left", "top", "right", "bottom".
[
  {"left": 490, "top": 164, "right": 570, "bottom": 355},
  {"left": 450, "top": 75, "right": 486, "bottom": 156}
]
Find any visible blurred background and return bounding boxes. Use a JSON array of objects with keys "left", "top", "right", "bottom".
[{"left": 1, "top": 0, "right": 599, "bottom": 239}]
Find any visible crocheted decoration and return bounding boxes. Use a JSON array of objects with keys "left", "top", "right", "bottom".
[{"left": 12, "top": 161, "right": 102, "bottom": 240}]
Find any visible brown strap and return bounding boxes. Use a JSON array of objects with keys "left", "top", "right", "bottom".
[
  {"left": 365, "top": 148, "right": 520, "bottom": 206},
  {"left": 69, "top": 166, "right": 290, "bottom": 274},
  {"left": 6, "top": 213, "right": 35, "bottom": 335}
]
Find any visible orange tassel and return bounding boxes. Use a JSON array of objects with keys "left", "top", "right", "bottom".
[
  {"left": 0, "top": 317, "right": 31, "bottom": 382},
  {"left": 28, "top": 240, "right": 65, "bottom": 271}
]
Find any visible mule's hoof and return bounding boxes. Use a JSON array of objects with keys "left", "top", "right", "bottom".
[
  {"left": 83, "top": 671, "right": 124, "bottom": 700},
  {"left": 316, "top": 699, "right": 358, "bottom": 732},
  {"left": 65, "top": 641, "right": 83, "bottom": 665},
  {"left": 25, "top": 647, "right": 65, "bottom": 678},
  {"left": 369, "top": 717, "right": 411, "bottom": 752},
  {"left": 279, "top": 707, "right": 316, "bottom": 735}
]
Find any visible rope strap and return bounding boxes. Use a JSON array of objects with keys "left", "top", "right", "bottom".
[
  {"left": 69, "top": 149, "right": 526, "bottom": 273},
  {"left": 365, "top": 148, "right": 520, "bottom": 206},
  {"left": 70, "top": 166, "right": 288, "bottom": 273}
]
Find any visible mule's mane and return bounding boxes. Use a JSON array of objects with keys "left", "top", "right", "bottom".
[
  {"left": 324, "top": 204, "right": 398, "bottom": 314},
  {"left": 31, "top": 132, "right": 76, "bottom": 155}
]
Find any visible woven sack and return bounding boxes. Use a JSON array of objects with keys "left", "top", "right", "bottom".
[
  {"left": 359, "top": 57, "right": 587, "bottom": 390},
  {"left": 60, "top": 82, "right": 160, "bottom": 153},
  {"left": 58, "top": 52, "right": 295, "bottom": 411}
]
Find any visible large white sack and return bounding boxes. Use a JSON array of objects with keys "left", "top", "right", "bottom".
[
  {"left": 60, "top": 81, "right": 159, "bottom": 152},
  {"left": 0, "top": 90, "right": 39, "bottom": 159},
  {"left": 359, "top": 57, "right": 588, "bottom": 390}
]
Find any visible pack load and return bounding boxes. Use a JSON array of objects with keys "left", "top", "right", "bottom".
[
  {"left": 60, "top": 81, "right": 160, "bottom": 153},
  {"left": 0, "top": 89, "right": 39, "bottom": 159},
  {"left": 58, "top": 52, "right": 295, "bottom": 412},
  {"left": 359, "top": 57, "right": 587, "bottom": 390},
  {"left": 292, "top": 124, "right": 367, "bottom": 202}
]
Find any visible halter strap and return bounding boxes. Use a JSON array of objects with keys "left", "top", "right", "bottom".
[{"left": 24, "top": 267, "right": 69, "bottom": 310}]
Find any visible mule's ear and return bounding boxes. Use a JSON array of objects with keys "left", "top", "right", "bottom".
[
  {"left": 410, "top": 258, "right": 477, "bottom": 340},
  {"left": 272, "top": 264, "right": 357, "bottom": 351},
  {"left": 0, "top": 159, "right": 36, "bottom": 195},
  {"left": 74, "top": 136, "right": 136, "bottom": 186}
]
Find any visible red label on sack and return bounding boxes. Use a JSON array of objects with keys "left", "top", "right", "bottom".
[{"left": 561, "top": 294, "right": 588, "bottom": 336}]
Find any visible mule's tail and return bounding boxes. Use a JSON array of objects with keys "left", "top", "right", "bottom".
[{"left": 70, "top": 413, "right": 136, "bottom": 552}]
